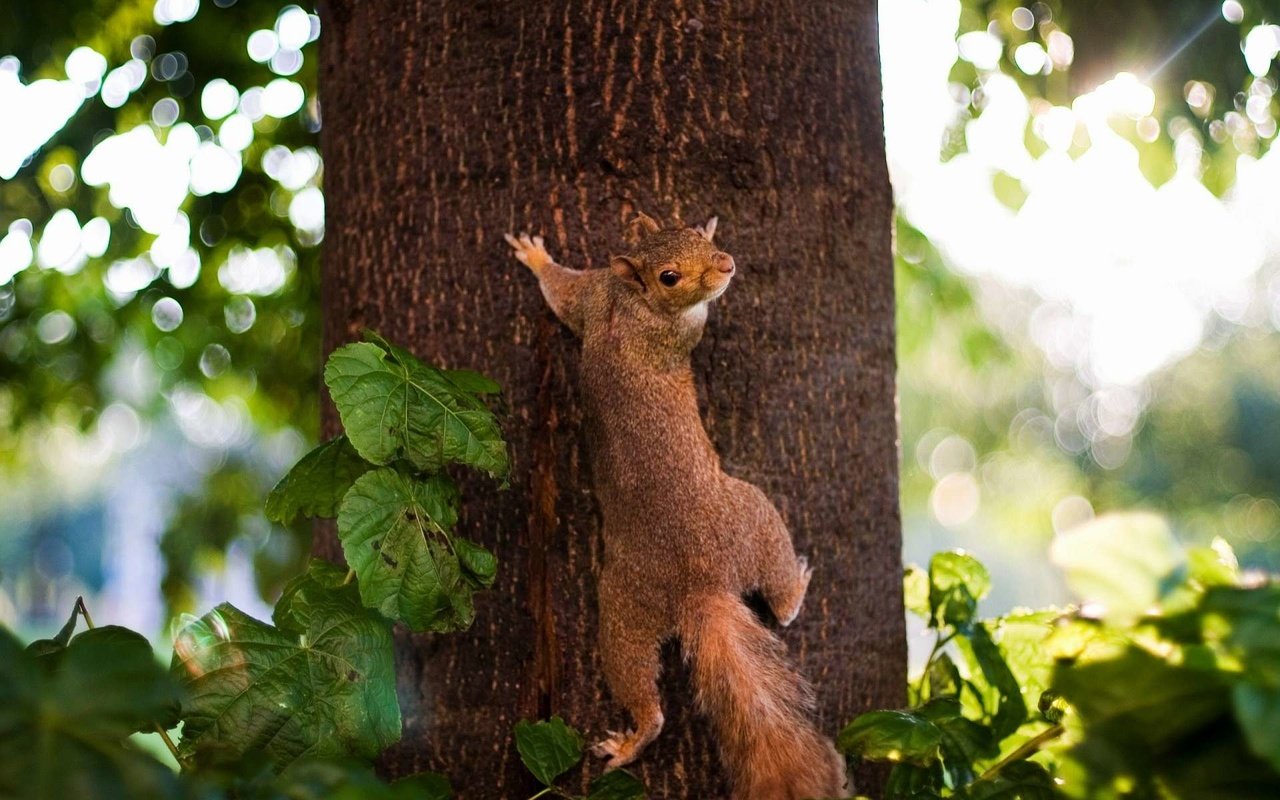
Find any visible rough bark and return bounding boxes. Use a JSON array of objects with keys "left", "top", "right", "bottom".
[{"left": 317, "top": 1, "right": 903, "bottom": 797}]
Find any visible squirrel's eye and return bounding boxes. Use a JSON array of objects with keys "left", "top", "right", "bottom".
[{"left": 659, "top": 270, "right": 680, "bottom": 287}]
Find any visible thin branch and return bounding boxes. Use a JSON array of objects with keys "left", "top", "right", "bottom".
[{"left": 978, "top": 723, "right": 1066, "bottom": 782}]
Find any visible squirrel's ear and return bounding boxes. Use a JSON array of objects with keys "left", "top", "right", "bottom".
[
  {"left": 695, "top": 216, "right": 718, "bottom": 243},
  {"left": 610, "top": 256, "right": 646, "bottom": 291},
  {"left": 629, "top": 212, "right": 662, "bottom": 237}
]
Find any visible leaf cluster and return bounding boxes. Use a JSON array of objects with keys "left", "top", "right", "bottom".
[
  {"left": 266, "top": 330, "right": 507, "bottom": 632},
  {"left": 843, "top": 513, "right": 1280, "bottom": 799}
]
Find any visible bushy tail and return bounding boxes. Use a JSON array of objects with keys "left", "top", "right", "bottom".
[{"left": 679, "top": 593, "right": 847, "bottom": 800}]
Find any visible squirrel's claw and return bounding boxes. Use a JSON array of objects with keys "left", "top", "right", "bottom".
[
  {"left": 592, "top": 729, "right": 641, "bottom": 770},
  {"left": 504, "top": 231, "right": 553, "bottom": 271}
]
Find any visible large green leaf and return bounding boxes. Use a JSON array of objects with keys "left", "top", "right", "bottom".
[
  {"left": 266, "top": 436, "right": 374, "bottom": 523},
  {"left": 171, "top": 560, "right": 401, "bottom": 771},
  {"left": 513, "top": 717, "right": 584, "bottom": 786},
  {"left": 837, "top": 710, "right": 943, "bottom": 766},
  {"left": 1053, "top": 648, "right": 1229, "bottom": 752},
  {"left": 337, "top": 468, "right": 494, "bottom": 631},
  {"left": 0, "top": 625, "right": 184, "bottom": 800},
  {"left": 966, "top": 624, "right": 1029, "bottom": 741},
  {"left": 1201, "top": 585, "right": 1280, "bottom": 686},
  {"left": 1235, "top": 683, "right": 1280, "bottom": 772},
  {"left": 323, "top": 339, "right": 508, "bottom": 477},
  {"left": 883, "top": 763, "right": 945, "bottom": 799},
  {"left": 916, "top": 697, "right": 997, "bottom": 787},
  {"left": 1049, "top": 512, "right": 1182, "bottom": 622}
]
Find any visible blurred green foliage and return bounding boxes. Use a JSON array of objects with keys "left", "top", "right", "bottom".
[{"left": 1, "top": 0, "right": 322, "bottom": 621}]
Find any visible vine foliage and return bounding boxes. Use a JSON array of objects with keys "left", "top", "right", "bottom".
[{"left": 0, "top": 332, "right": 643, "bottom": 799}]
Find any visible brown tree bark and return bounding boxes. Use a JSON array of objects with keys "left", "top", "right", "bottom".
[{"left": 317, "top": 1, "right": 903, "bottom": 797}]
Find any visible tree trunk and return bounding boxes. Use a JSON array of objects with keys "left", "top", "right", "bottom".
[{"left": 317, "top": 1, "right": 903, "bottom": 797}]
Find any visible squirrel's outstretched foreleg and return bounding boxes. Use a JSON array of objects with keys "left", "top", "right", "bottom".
[{"left": 504, "top": 232, "right": 590, "bottom": 336}]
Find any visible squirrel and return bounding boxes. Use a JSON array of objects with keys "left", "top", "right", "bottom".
[{"left": 504, "top": 213, "right": 847, "bottom": 800}]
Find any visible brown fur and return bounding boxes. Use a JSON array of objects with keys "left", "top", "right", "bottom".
[{"left": 505, "top": 216, "right": 847, "bottom": 799}]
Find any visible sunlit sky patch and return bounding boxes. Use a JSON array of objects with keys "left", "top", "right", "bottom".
[{"left": 881, "top": 0, "right": 1280, "bottom": 389}]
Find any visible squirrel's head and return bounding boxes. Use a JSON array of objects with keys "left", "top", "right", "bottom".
[{"left": 609, "top": 213, "right": 735, "bottom": 317}]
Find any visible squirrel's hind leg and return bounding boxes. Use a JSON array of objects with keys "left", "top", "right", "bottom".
[
  {"left": 593, "top": 570, "right": 667, "bottom": 769},
  {"left": 727, "top": 479, "right": 813, "bottom": 627},
  {"left": 750, "top": 501, "right": 812, "bottom": 626},
  {"left": 762, "top": 553, "right": 812, "bottom": 627}
]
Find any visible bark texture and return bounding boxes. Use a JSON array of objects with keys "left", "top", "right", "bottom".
[{"left": 317, "top": 1, "right": 903, "bottom": 796}]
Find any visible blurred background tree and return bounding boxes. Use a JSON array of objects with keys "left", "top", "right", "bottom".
[{"left": 1, "top": 0, "right": 1278, "bottom": 641}]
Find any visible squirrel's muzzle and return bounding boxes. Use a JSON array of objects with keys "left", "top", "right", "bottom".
[{"left": 712, "top": 252, "right": 736, "bottom": 274}]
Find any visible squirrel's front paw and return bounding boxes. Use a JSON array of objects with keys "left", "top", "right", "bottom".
[
  {"left": 503, "top": 232, "right": 553, "bottom": 272},
  {"left": 591, "top": 729, "right": 644, "bottom": 770}
]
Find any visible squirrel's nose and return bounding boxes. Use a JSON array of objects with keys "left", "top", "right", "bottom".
[{"left": 713, "top": 252, "right": 736, "bottom": 274}]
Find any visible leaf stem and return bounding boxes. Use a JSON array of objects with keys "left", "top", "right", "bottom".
[
  {"left": 154, "top": 725, "right": 184, "bottom": 765},
  {"left": 343, "top": 569, "right": 356, "bottom": 585},
  {"left": 75, "top": 596, "right": 95, "bottom": 629},
  {"left": 526, "top": 787, "right": 557, "bottom": 800},
  {"left": 978, "top": 723, "right": 1065, "bottom": 781},
  {"left": 915, "top": 629, "right": 957, "bottom": 700},
  {"left": 75, "top": 595, "right": 187, "bottom": 768}
]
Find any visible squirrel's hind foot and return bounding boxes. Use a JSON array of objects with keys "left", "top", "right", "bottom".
[
  {"left": 591, "top": 728, "right": 652, "bottom": 770},
  {"left": 774, "top": 555, "right": 813, "bottom": 627}
]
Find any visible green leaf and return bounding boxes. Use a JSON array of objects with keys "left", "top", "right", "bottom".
[
  {"left": 967, "top": 624, "right": 1029, "bottom": 740},
  {"left": 905, "top": 565, "right": 931, "bottom": 621},
  {"left": 1049, "top": 512, "right": 1182, "bottom": 622},
  {"left": 1234, "top": 683, "right": 1280, "bottom": 772},
  {"left": 25, "top": 597, "right": 81, "bottom": 658},
  {"left": 1186, "top": 538, "right": 1239, "bottom": 588},
  {"left": 884, "top": 763, "right": 945, "bottom": 799},
  {"left": 929, "top": 551, "right": 990, "bottom": 629},
  {"left": 1201, "top": 585, "right": 1280, "bottom": 686},
  {"left": 266, "top": 436, "right": 374, "bottom": 523},
  {"left": 1037, "top": 691, "right": 1067, "bottom": 725},
  {"left": 588, "top": 768, "right": 647, "bottom": 800},
  {"left": 324, "top": 340, "right": 508, "bottom": 477},
  {"left": 338, "top": 468, "right": 488, "bottom": 631},
  {"left": 514, "top": 717, "right": 584, "bottom": 786},
  {"left": 454, "top": 536, "right": 498, "bottom": 588},
  {"left": 1053, "top": 648, "right": 1229, "bottom": 752},
  {"left": 171, "top": 560, "right": 401, "bottom": 771},
  {"left": 927, "top": 652, "right": 962, "bottom": 699},
  {"left": 0, "top": 626, "right": 185, "bottom": 800},
  {"left": 916, "top": 697, "right": 997, "bottom": 786},
  {"left": 441, "top": 368, "right": 502, "bottom": 395},
  {"left": 837, "top": 710, "right": 943, "bottom": 766},
  {"left": 959, "top": 761, "right": 1057, "bottom": 799}
]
